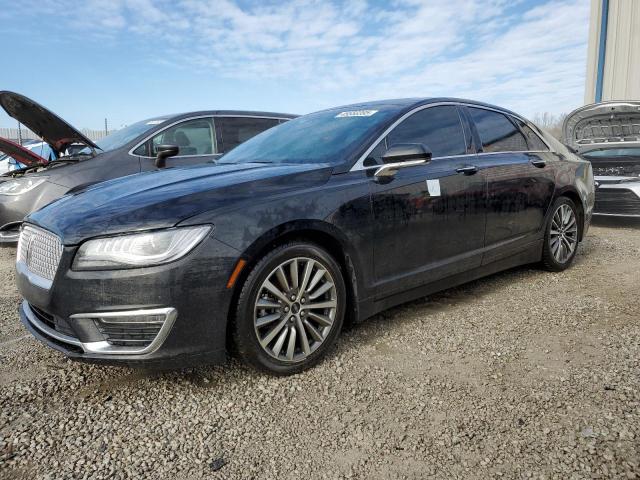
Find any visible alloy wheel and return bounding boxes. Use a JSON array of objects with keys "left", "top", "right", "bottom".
[
  {"left": 549, "top": 204, "right": 578, "bottom": 264},
  {"left": 253, "top": 257, "right": 338, "bottom": 362}
]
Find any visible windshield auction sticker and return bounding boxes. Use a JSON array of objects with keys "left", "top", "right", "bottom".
[{"left": 335, "top": 110, "right": 378, "bottom": 118}]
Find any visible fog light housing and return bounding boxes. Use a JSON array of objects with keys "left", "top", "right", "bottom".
[{"left": 70, "top": 307, "right": 177, "bottom": 354}]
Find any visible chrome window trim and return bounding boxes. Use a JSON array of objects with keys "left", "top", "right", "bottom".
[
  {"left": 349, "top": 102, "right": 554, "bottom": 172},
  {"left": 128, "top": 114, "right": 291, "bottom": 158}
]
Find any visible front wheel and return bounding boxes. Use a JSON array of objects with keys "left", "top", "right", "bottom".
[
  {"left": 541, "top": 197, "right": 580, "bottom": 271},
  {"left": 232, "top": 242, "right": 346, "bottom": 375}
]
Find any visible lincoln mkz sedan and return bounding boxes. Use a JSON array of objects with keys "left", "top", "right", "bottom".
[
  {"left": 17, "top": 98, "right": 595, "bottom": 375},
  {"left": 0, "top": 91, "right": 295, "bottom": 242}
]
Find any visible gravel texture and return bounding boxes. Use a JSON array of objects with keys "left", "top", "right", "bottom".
[{"left": 1, "top": 219, "right": 639, "bottom": 479}]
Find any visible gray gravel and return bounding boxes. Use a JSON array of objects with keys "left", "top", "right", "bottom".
[{"left": 1, "top": 220, "right": 639, "bottom": 479}]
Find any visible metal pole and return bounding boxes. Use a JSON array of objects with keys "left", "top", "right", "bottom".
[
  {"left": 17, "top": 121, "right": 22, "bottom": 145},
  {"left": 105, "top": 118, "right": 108, "bottom": 136},
  {"left": 595, "top": 0, "right": 609, "bottom": 103}
]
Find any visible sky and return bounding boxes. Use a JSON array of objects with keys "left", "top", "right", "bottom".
[{"left": 0, "top": 0, "right": 591, "bottom": 130}]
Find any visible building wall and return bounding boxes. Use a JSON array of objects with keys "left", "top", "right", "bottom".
[{"left": 585, "top": 0, "right": 640, "bottom": 104}]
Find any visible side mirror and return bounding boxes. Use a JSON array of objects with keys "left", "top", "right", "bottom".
[
  {"left": 155, "top": 144, "right": 180, "bottom": 169},
  {"left": 375, "top": 143, "right": 432, "bottom": 178}
]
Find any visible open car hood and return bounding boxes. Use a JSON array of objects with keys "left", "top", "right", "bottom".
[
  {"left": 0, "top": 91, "right": 99, "bottom": 155},
  {"left": 563, "top": 101, "right": 640, "bottom": 154},
  {"left": 0, "top": 137, "right": 48, "bottom": 166}
]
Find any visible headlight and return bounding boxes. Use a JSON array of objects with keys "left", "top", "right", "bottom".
[
  {"left": 72, "top": 225, "right": 212, "bottom": 270},
  {"left": 0, "top": 177, "right": 47, "bottom": 195}
]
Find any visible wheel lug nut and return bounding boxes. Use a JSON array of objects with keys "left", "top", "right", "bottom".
[
  {"left": 289, "top": 316, "right": 295, "bottom": 322},
  {"left": 300, "top": 298, "right": 306, "bottom": 304},
  {"left": 284, "top": 307, "right": 289, "bottom": 312},
  {"left": 290, "top": 295, "right": 296, "bottom": 301}
]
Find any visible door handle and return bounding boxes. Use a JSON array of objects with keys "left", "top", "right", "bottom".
[
  {"left": 531, "top": 159, "right": 546, "bottom": 168},
  {"left": 456, "top": 165, "right": 478, "bottom": 175}
]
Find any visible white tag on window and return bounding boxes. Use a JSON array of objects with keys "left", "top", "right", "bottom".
[
  {"left": 426, "top": 179, "right": 441, "bottom": 197},
  {"left": 335, "top": 110, "right": 378, "bottom": 118}
]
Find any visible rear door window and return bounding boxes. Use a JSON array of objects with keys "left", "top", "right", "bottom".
[
  {"left": 516, "top": 120, "right": 549, "bottom": 151},
  {"left": 217, "top": 117, "right": 281, "bottom": 154},
  {"left": 468, "top": 108, "right": 528, "bottom": 153},
  {"left": 150, "top": 117, "right": 215, "bottom": 156},
  {"left": 386, "top": 106, "right": 466, "bottom": 158}
]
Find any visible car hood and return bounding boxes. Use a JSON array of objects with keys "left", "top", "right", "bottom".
[
  {"left": 0, "top": 91, "right": 99, "bottom": 154},
  {"left": 0, "top": 137, "right": 48, "bottom": 166},
  {"left": 563, "top": 101, "right": 640, "bottom": 154},
  {"left": 28, "top": 162, "right": 333, "bottom": 245}
]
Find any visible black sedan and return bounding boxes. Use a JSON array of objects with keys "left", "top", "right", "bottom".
[
  {"left": 0, "top": 91, "right": 295, "bottom": 242},
  {"left": 17, "top": 98, "right": 595, "bottom": 375}
]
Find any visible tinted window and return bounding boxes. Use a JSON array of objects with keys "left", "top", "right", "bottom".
[
  {"left": 469, "top": 108, "right": 528, "bottom": 153},
  {"left": 151, "top": 118, "right": 214, "bottom": 156},
  {"left": 218, "top": 117, "right": 280, "bottom": 153},
  {"left": 516, "top": 120, "right": 549, "bottom": 151},
  {"left": 386, "top": 106, "right": 466, "bottom": 158}
]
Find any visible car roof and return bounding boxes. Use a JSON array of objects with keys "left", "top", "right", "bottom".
[{"left": 315, "top": 97, "right": 524, "bottom": 119}]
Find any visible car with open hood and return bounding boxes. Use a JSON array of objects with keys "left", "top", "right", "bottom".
[
  {"left": 0, "top": 91, "right": 296, "bottom": 242},
  {"left": 563, "top": 101, "right": 640, "bottom": 217},
  {"left": 16, "top": 98, "right": 594, "bottom": 375}
]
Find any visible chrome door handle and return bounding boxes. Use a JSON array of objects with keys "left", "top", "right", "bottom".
[
  {"left": 456, "top": 165, "right": 478, "bottom": 175},
  {"left": 531, "top": 159, "right": 546, "bottom": 168}
]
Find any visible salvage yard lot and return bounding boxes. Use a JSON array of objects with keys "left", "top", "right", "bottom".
[{"left": 1, "top": 221, "right": 639, "bottom": 480}]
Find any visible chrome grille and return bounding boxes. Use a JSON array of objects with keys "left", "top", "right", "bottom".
[{"left": 17, "top": 225, "right": 64, "bottom": 282}]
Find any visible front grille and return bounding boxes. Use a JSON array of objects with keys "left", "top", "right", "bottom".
[
  {"left": 94, "top": 320, "right": 162, "bottom": 347},
  {"left": 594, "top": 189, "right": 640, "bottom": 215},
  {"left": 17, "top": 225, "right": 64, "bottom": 283}
]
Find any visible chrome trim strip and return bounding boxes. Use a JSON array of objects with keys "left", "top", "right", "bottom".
[
  {"left": 16, "top": 260, "right": 53, "bottom": 290},
  {"left": 593, "top": 212, "right": 640, "bottom": 218},
  {"left": 350, "top": 102, "right": 553, "bottom": 172},
  {"left": 128, "top": 114, "right": 291, "bottom": 158},
  {"left": 70, "top": 307, "right": 178, "bottom": 355},
  {"left": 23, "top": 301, "right": 83, "bottom": 347}
]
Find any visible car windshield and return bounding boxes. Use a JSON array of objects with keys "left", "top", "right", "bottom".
[
  {"left": 583, "top": 148, "right": 640, "bottom": 158},
  {"left": 77, "top": 117, "right": 168, "bottom": 155},
  {"left": 218, "top": 107, "right": 398, "bottom": 165}
]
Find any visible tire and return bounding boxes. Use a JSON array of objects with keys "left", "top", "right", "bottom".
[
  {"left": 541, "top": 196, "right": 580, "bottom": 271},
  {"left": 232, "top": 242, "right": 346, "bottom": 375}
]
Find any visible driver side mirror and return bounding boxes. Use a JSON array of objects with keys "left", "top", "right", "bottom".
[
  {"left": 375, "top": 143, "right": 432, "bottom": 178},
  {"left": 155, "top": 144, "right": 180, "bottom": 169}
]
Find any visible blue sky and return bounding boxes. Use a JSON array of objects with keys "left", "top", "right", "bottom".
[{"left": 0, "top": 0, "right": 590, "bottom": 130}]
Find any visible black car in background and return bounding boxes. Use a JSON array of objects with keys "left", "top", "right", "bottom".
[
  {"left": 17, "top": 98, "right": 594, "bottom": 375},
  {"left": 564, "top": 101, "right": 640, "bottom": 217},
  {"left": 0, "top": 91, "right": 295, "bottom": 242}
]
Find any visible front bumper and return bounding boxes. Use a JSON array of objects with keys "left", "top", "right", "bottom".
[
  {"left": 593, "top": 176, "right": 640, "bottom": 217},
  {"left": 17, "top": 236, "right": 241, "bottom": 368}
]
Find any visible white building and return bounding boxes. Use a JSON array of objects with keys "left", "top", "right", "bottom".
[{"left": 585, "top": 0, "right": 640, "bottom": 103}]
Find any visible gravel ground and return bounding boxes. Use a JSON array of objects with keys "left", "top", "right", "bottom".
[{"left": 1, "top": 219, "right": 639, "bottom": 480}]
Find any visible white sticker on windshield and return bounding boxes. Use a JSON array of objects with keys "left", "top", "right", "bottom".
[
  {"left": 146, "top": 120, "right": 165, "bottom": 125},
  {"left": 335, "top": 110, "right": 378, "bottom": 118}
]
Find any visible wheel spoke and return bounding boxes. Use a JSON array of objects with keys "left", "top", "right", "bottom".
[
  {"left": 275, "top": 267, "right": 290, "bottom": 292},
  {"left": 256, "top": 298, "right": 280, "bottom": 309},
  {"left": 298, "top": 260, "right": 315, "bottom": 297},
  {"left": 260, "top": 318, "right": 288, "bottom": 347},
  {"left": 304, "top": 299, "right": 337, "bottom": 311},
  {"left": 295, "top": 317, "right": 311, "bottom": 355},
  {"left": 303, "top": 319, "right": 323, "bottom": 342},
  {"left": 308, "top": 281, "right": 333, "bottom": 300},
  {"left": 306, "top": 269, "right": 326, "bottom": 294},
  {"left": 289, "top": 259, "right": 299, "bottom": 289},
  {"left": 263, "top": 280, "right": 289, "bottom": 304},
  {"left": 272, "top": 325, "right": 289, "bottom": 356},
  {"left": 255, "top": 312, "right": 282, "bottom": 328},
  {"left": 307, "top": 311, "right": 333, "bottom": 327},
  {"left": 286, "top": 326, "right": 297, "bottom": 360}
]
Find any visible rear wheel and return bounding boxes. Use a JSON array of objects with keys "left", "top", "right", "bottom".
[
  {"left": 541, "top": 197, "right": 580, "bottom": 271},
  {"left": 232, "top": 242, "right": 346, "bottom": 375}
]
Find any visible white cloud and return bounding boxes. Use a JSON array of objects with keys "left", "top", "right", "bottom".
[{"left": 11, "top": 0, "right": 590, "bottom": 117}]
